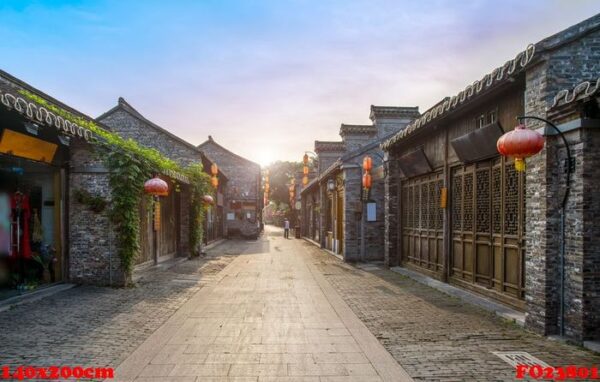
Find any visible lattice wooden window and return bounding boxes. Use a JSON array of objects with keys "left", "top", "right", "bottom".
[
  {"left": 407, "top": 186, "right": 413, "bottom": 228},
  {"left": 492, "top": 166, "right": 502, "bottom": 234},
  {"left": 476, "top": 169, "right": 490, "bottom": 233},
  {"left": 452, "top": 174, "right": 463, "bottom": 231},
  {"left": 504, "top": 164, "right": 519, "bottom": 235},
  {"left": 463, "top": 173, "right": 474, "bottom": 231}
]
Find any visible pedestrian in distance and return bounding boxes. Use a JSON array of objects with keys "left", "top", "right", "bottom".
[{"left": 284, "top": 219, "right": 290, "bottom": 239}]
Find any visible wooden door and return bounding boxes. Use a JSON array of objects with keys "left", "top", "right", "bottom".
[
  {"left": 336, "top": 190, "right": 344, "bottom": 254},
  {"left": 137, "top": 197, "right": 153, "bottom": 265},
  {"left": 450, "top": 157, "right": 525, "bottom": 305},
  {"left": 401, "top": 171, "right": 444, "bottom": 272}
]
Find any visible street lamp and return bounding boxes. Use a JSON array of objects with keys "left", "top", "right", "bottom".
[{"left": 497, "top": 115, "right": 573, "bottom": 337}]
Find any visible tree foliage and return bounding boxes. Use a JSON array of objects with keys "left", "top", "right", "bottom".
[{"left": 264, "top": 160, "right": 302, "bottom": 206}]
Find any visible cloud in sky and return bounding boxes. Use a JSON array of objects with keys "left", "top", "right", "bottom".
[{"left": 1, "top": 0, "right": 599, "bottom": 165}]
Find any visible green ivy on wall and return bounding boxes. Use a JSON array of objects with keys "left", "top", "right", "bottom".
[
  {"left": 184, "top": 164, "right": 212, "bottom": 255},
  {"left": 19, "top": 90, "right": 211, "bottom": 283}
]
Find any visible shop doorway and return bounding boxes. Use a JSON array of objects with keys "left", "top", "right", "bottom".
[{"left": 0, "top": 155, "right": 64, "bottom": 299}]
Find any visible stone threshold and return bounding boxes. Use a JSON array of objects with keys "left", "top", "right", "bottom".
[
  {"left": 0, "top": 283, "right": 76, "bottom": 313},
  {"left": 391, "top": 266, "right": 525, "bottom": 327},
  {"left": 302, "top": 236, "right": 343, "bottom": 261}
]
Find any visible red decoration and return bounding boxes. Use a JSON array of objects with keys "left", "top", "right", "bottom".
[
  {"left": 210, "top": 163, "right": 218, "bottom": 176},
  {"left": 144, "top": 176, "right": 169, "bottom": 197},
  {"left": 202, "top": 195, "right": 215, "bottom": 205},
  {"left": 211, "top": 176, "right": 219, "bottom": 188},
  {"left": 362, "top": 173, "right": 372, "bottom": 189},
  {"left": 363, "top": 156, "right": 373, "bottom": 171},
  {"left": 497, "top": 124, "right": 545, "bottom": 171}
]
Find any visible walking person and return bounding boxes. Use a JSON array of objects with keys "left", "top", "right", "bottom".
[{"left": 284, "top": 218, "right": 290, "bottom": 239}]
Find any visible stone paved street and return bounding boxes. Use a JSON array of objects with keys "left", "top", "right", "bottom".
[
  {"left": 1, "top": 227, "right": 599, "bottom": 381},
  {"left": 0, "top": 240, "right": 240, "bottom": 375},
  {"left": 303, "top": 242, "right": 600, "bottom": 381},
  {"left": 113, "top": 226, "right": 410, "bottom": 381}
]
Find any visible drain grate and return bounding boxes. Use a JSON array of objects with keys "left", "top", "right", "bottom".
[{"left": 492, "top": 351, "right": 550, "bottom": 368}]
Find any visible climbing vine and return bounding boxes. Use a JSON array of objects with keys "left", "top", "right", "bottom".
[
  {"left": 184, "top": 164, "right": 212, "bottom": 255},
  {"left": 19, "top": 90, "right": 211, "bottom": 281}
]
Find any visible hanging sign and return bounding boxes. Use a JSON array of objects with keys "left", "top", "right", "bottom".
[{"left": 153, "top": 202, "right": 161, "bottom": 231}]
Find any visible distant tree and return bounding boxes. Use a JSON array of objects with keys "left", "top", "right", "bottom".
[{"left": 265, "top": 161, "right": 302, "bottom": 206}]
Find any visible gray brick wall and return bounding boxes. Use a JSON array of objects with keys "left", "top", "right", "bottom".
[
  {"left": 524, "top": 25, "right": 600, "bottom": 341},
  {"left": 99, "top": 108, "right": 202, "bottom": 168},
  {"left": 68, "top": 140, "right": 125, "bottom": 286}
]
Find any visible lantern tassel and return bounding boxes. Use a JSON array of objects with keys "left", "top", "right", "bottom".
[{"left": 515, "top": 158, "right": 526, "bottom": 172}]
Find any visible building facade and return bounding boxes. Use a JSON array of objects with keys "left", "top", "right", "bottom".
[
  {"left": 0, "top": 71, "right": 230, "bottom": 293},
  {"left": 198, "top": 136, "right": 262, "bottom": 239},
  {"left": 382, "top": 14, "right": 600, "bottom": 343},
  {"left": 97, "top": 98, "right": 227, "bottom": 257},
  {"left": 301, "top": 106, "right": 419, "bottom": 261}
]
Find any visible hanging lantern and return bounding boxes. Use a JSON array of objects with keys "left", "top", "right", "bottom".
[
  {"left": 302, "top": 176, "right": 308, "bottom": 185},
  {"left": 303, "top": 153, "right": 309, "bottom": 166},
  {"left": 144, "top": 176, "right": 169, "bottom": 197},
  {"left": 289, "top": 184, "right": 294, "bottom": 193},
  {"left": 210, "top": 163, "right": 218, "bottom": 176},
  {"left": 211, "top": 176, "right": 219, "bottom": 188},
  {"left": 362, "top": 173, "right": 372, "bottom": 189},
  {"left": 497, "top": 124, "right": 545, "bottom": 171},
  {"left": 303, "top": 166, "right": 309, "bottom": 175},
  {"left": 363, "top": 156, "right": 373, "bottom": 172}
]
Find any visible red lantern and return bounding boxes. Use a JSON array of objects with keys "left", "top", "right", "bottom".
[
  {"left": 363, "top": 156, "right": 373, "bottom": 171},
  {"left": 144, "top": 176, "right": 169, "bottom": 197},
  {"left": 210, "top": 163, "right": 218, "bottom": 176},
  {"left": 362, "top": 173, "right": 372, "bottom": 189},
  {"left": 202, "top": 195, "right": 215, "bottom": 205},
  {"left": 211, "top": 176, "right": 219, "bottom": 188},
  {"left": 302, "top": 175, "right": 308, "bottom": 185},
  {"left": 303, "top": 166, "right": 309, "bottom": 175},
  {"left": 497, "top": 124, "right": 545, "bottom": 171}
]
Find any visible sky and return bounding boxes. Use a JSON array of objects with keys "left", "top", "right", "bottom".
[{"left": 1, "top": 1, "right": 599, "bottom": 166}]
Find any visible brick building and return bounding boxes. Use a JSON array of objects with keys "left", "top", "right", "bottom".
[
  {"left": 0, "top": 71, "right": 230, "bottom": 293},
  {"left": 301, "top": 106, "right": 419, "bottom": 261},
  {"left": 198, "top": 136, "right": 262, "bottom": 239},
  {"left": 382, "top": 14, "right": 600, "bottom": 344},
  {"left": 98, "top": 98, "right": 228, "bottom": 253}
]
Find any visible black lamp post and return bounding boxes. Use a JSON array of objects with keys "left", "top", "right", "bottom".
[{"left": 516, "top": 115, "right": 573, "bottom": 337}]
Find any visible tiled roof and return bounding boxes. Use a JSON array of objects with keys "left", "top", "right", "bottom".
[
  {"left": 370, "top": 105, "right": 420, "bottom": 120},
  {"left": 314, "top": 140, "right": 345, "bottom": 153},
  {"left": 99, "top": 97, "right": 202, "bottom": 153},
  {"left": 0, "top": 70, "right": 96, "bottom": 141},
  {"left": 551, "top": 77, "right": 600, "bottom": 109},
  {"left": 198, "top": 135, "right": 260, "bottom": 168},
  {"left": 339, "top": 124, "right": 377, "bottom": 136},
  {"left": 381, "top": 43, "right": 536, "bottom": 151},
  {"left": 382, "top": 13, "right": 600, "bottom": 151}
]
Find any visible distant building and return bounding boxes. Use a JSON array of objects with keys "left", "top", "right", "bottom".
[
  {"left": 301, "top": 105, "right": 419, "bottom": 261},
  {"left": 198, "top": 136, "right": 262, "bottom": 238}
]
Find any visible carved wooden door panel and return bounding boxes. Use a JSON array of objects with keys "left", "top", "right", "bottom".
[
  {"left": 451, "top": 157, "right": 525, "bottom": 306},
  {"left": 401, "top": 171, "right": 444, "bottom": 272}
]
